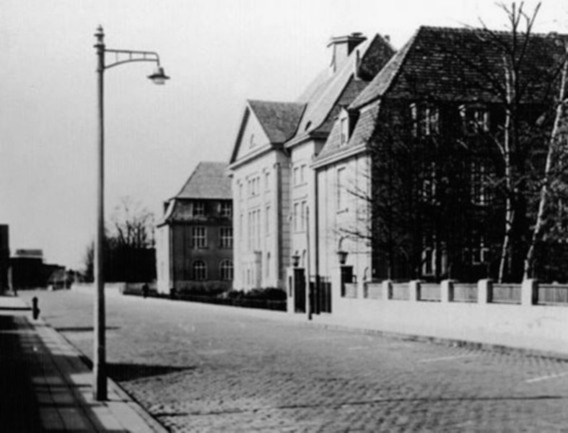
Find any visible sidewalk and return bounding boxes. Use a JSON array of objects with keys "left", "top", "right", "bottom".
[{"left": 0, "top": 294, "right": 168, "bottom": 433}]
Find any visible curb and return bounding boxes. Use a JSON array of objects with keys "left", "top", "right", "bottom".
[
  {"left": 304, "top": 319, "right": 568, "bottom": 362},
  {"left": 22, "top": 299, "right": 170, "bottom": 433}
]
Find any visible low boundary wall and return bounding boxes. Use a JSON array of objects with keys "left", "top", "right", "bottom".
[{"left": 324, "top": 279, "right": 568, "bottom": 356}]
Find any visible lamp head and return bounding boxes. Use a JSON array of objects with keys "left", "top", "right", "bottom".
[
  {"left": 337, "top": 250, "right": 348, "bottom": 265},
  {"left": 291, "top": 253, "right": 300, "bottom": 268},
  {"left": 148, "top": 66, "right": 170, "bottom": 85}
]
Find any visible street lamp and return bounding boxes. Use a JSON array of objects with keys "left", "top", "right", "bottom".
[{"left": 93, "top": 26, "right": 169, "bottom": 401}]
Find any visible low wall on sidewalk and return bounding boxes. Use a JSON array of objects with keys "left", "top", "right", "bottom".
[
  {"left": 71, "top": 282, "right": 126, "bottom": 296},
  {"left": 327, "top": 279, "right": 568, "bottom": 355}
]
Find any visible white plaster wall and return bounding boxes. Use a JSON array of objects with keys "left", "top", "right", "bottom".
[
  {"left": 231, "top": 114, "right": 291, "bottom": 290},
  {"left": 316, "top": 153, "right": 372, "bottom": 292},
  {"left": 155, "top": 225, "right": 171, "bottom": 294}
]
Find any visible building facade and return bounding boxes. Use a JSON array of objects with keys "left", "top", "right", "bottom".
[
  {"left": 314, "top": 26, "right": 567, "bottom": 304},
  {"left": 156, "top": 162, "right": 233, "bottom": 294},
  {"left": 229, "top": 33, "right": 395, "bottom": 298}
]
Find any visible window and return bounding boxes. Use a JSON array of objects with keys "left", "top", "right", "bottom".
[
  {"left": 220, "top": 260, "right": 233, "bottom": 280},
  {"left": 300, "top": 201, "right": 307, "bottom": 232},
  {"left": 238, "top": 182, "right": 243, "bottom": 201},
  {"left": 471, "top": 161, "right": 489, "bottom": 205},
  {"left": 337, "top": 167, "right": 346, "bottom": 211},
  {"left": 421, "top": 162, "right": 436, "bottom": 204},
  {"left": 220, "top": 201, "right": 232, "bottom": 217},
  {"left": 193, "top": 201, "right": 205, "bottom": 217},
  {"left": 193, "top": 260, "right": 207, "bottom": 280},
  {"left": 293, "top": 167, "right": 300, "bottom": 186},
  {"left": 471, "top": 236, "right": 489, "bottom": 265},
  {"left": 460, "top": 105, "right": 490, "bottom": 134},
  {"left": 340, "top": 116, "right": 349, "bottom": 146},
  {"left": 265, "top": 171, "right": 270, "bottom": 191},
  {"left": 422, "top": 235, "right": 435, "bottom": 276},
  {"left": 192, "top": 227, "right": 207, "bottom": 248},
  {"left": 300, "top": 164, "right": 306, "bottom": 184},
  {"left": 220, "top": 227, "right": 233, "bottom": 248},
  {"left": 294, "top": 202, "right": 300, "bottom": 232},
  {"left": 265, "top": 205, "right": 270, "bottom": 236},
  {"left": 411, "top": 103, "right": 439, "bottom": 137}
]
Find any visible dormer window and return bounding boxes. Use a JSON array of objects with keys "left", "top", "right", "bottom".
[
  {"left": 193, "top": 201, "right": 205, "bottom": 217},
  {"left": 339, "top": 108, "right": 351, "bottom": 146},
  {"left": 410, "top": 103, "right": 439, "bottom": 137}
]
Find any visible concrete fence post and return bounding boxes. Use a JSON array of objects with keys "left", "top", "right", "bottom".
[
  {"left": 381, "top": 280, "right": 393, "bottom": 301},
  {"left": 409, "top": 280, "right": 421, "bottom": 302},
  {"left": 521, "top": 279, "right": 539, "bottom": 306},
  {"left": 441, "top": 280, "right": 454, "bottom": 303},
  {"left": 478, "top": 279, "right": 492, "bottom": 304}
]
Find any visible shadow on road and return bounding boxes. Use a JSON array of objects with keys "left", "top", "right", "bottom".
[{"left": 107, "top": 362, "right": 195, "bottom": 382}]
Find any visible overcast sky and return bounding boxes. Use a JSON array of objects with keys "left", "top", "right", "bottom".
[{"left": 0, "top": 0, "right": 566, "bottom": 269}]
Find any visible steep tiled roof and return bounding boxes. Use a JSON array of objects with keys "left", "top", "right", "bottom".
[
  {"left": 315, "top": 103, "right": 382, "bottom": 164},
  {"left": 352, "top": 26, "right": 566, "bottom": 109},
  {"left": 289, "top": 34, "right": 395, "bottom": 145},
  {"left": 175, "top": 161, "right": 231, "bottom": 200},
  {"left": 248, "top": 100, "right": 305, "bottom": 144}
]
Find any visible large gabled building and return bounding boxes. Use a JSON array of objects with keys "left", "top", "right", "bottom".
[
  {"left": 313, "top": 26, "right": 567, "bottom": 307},
  {"left": 156, "top": 162, "right": 233, "bottom": 294},
  {"left": 229, "top": 33, "right": 395, "bottom": 306}
]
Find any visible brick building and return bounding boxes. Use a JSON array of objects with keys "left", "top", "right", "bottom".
[{"left": 156, "top": 162, "right": 233, "bottom": 294}]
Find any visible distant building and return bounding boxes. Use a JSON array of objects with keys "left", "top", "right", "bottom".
[
  {"left": 156, "top": 162, "right": 233, "bottom": 294},
  {"left": 9, "top": 249, "right": 65, "bottom": 290},
  {"left": 0, "top": 225, "right": 9, "bottom": 293}
]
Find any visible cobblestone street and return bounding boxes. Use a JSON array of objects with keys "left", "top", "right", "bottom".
[{"left": 22, "top": 290, "right": 568, "bottom": 432}]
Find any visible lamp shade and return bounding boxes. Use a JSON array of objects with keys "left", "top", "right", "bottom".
[
  {"left": 148, "top": 66, "right": 170, "bottom": 85},
  {"left": 291, "top": 253, "right": 300, "bottom": 268},
  {"left": 337, "top": 250, "right": 348, "bottom": 265}
]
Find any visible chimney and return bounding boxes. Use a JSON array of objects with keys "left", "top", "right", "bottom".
[{"left": 328, "top": 32, "right": 367, "bottom": 73}]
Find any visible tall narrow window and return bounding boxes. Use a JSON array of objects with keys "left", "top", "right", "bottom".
[
  {"left": 421, "top": 162, "right": 436, "bottom": 204},
  {"left": 193, "top": 260, "right": 207, "bottom": 280},
  {"left": 220, "top": 260, "right": 233, "bottom": 280},
  {"left": 422, "top": 235, "right": 435, "bottom": 276},
  {"left": 265, "top": 171, "right": 270, "bottom": 191},
  {"left": 294, "top": 202, "right": 300, "bottom": 232},
  {"left": 340, "top": 116, "right": 348, "bottom": 146},
  {"left": 265, "top": 205, "right": 270, "bottom": 236},
  {"left": 293, "top": 167, "right": 300, "bottom": 186},
  {"left": 337, "top": 167, "right": 346, "bottom": 211},
  {"left": 220, "top": 227, "right": 233, "bottom": 248},
  {"left": 193, "top": 201, "right": 205, "bottom": 217},
  {"left": 192, "top": 227, "right": 207, "bottom": 248},
  {"left": 471, "top": 161, "right": 490, "bottom": 205},
  {"left": 220, "top": 201, "right": 232, "bottom": 217}
]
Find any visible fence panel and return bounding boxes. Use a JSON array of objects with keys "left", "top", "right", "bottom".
[
  {"left": 539, "top": 285, "right": 568, "bottom": 305},
  {"left": 492, "top": 284, "right": 521, "bottom": 304},
  {"left": 365, "top": 283, "right": 382, "bottom": 300},
  {"left": 391, "top": 283, "right": 409, "bottom": 300},
  {"left": 419, "top": 283, "right": 441, "bottom": 301},
  {"left": 453, "top": 284, "right": 478, "bottom": 303},
  {"left": 344, "top": 283, "right": 357, "bottom": 299}
]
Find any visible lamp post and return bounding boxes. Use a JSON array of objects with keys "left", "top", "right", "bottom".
[{"left": 93, "top": 26, "right": 169, "bottom": 401}]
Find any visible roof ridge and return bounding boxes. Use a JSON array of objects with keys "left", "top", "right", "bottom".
[{"left": 350, "top": 28, "right": 422, "bottom": 110}]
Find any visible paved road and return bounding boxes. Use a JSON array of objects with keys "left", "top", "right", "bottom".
[{"left": 20, "top": 290, "right": 568, "bottom": 432}]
